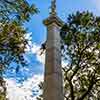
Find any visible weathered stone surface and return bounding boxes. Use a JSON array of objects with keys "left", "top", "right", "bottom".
[
  {"left": 44, "top": 73, "right": 63, "bottom": 100},
  {"left": 43, "top": 15, "right": 64, "bottom": 100},
  {"left": 45, "top": 48, "right": 61, "bottom": 74}
]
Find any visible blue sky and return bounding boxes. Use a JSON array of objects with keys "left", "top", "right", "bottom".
[
  {"left": 4, "top": 0, "right": 100, "bottom": 100},
  {"left": 16, "top": 0, "right": 100, "bottom": 80},
  {"left": 25, "top": 0, "right": 100, "bottom": 44}
]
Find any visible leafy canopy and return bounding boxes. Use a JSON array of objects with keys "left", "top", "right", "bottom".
[
  {"left": 0, "top": 0, "right": 38, "bottom": 23},
  {"left": 0, "top": 0, "right": 38, "bottom": 74},
  {"left": 60, "top": 11, "right": 100, "bottom": 100},
  {"left": 0, "top": 0, "right": 38, "bottom": 99}
]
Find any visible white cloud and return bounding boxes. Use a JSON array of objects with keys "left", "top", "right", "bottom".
[
  {"left": 31, "top": 43, "right": 40, "bottom": 54},
  {"left": 62, "top": 60, "right": 68, "bottom": 68},
  {"left": 24, "top": 32, "right": 32, "bottom": 41},
  {"left": 24, "top": 32, "right": 45, "bottom": 64},
  {"left": 36, "top": 51, "right": 45, "bottom": 64},
  {"left": 31, "top": 43, "right": 45, "bottom": 64},
  {"left": 6, "top": 74, "right": 43, "bottom": 100}
]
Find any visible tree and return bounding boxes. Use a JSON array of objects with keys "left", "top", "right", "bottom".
[
  {"left": 0, "top": 0, "right": 38, "bottom": 74},
  {"left": 0, "top": 0, "right": 38, "bottom": 99},
  {"left": 60, "top": 11, "right": 100, "bottom": 100},
  {"left": 0, "top": 0, "right": 38, "bottom": 23}
]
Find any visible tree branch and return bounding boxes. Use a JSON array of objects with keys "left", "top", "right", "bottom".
[
  {"left": 78, "top": 75, "right": 96, "bottom": 100},
  {"left": 3, "top": 0, "right": 15, "bottom": 5},
  {"left": 65, "top": 76, "right": 74, "bottom": 100},
  {"left": 70, "top": 42, "right": 93, "bottom": 80}
]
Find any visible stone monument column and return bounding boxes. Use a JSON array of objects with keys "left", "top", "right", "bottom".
[{"left": 43, "top": 0, "right": 64, "bottom": 100}]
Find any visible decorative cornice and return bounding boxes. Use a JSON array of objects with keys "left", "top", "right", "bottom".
[{"left": 43, "top": 15, "right": 64, "bottom": 27}]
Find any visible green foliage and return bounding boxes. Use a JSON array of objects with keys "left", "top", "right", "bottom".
[
  {"left": 0, "top": 0, "right": 38, "bottom": 99},
  {"left": 0, "top": 0, "right": 38, "bottom": 74},
  {"left": 0, "top": 77, "right": 7, "bottom": 100},
  {"left": 0, "top": 21, "right": 28, "bottom": 74},
  {"left": 0, "top": 0, "right": 38, "bottom": 23},
  {"left": 61, "top": 11, "right": 100, "bottom": 100}
]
